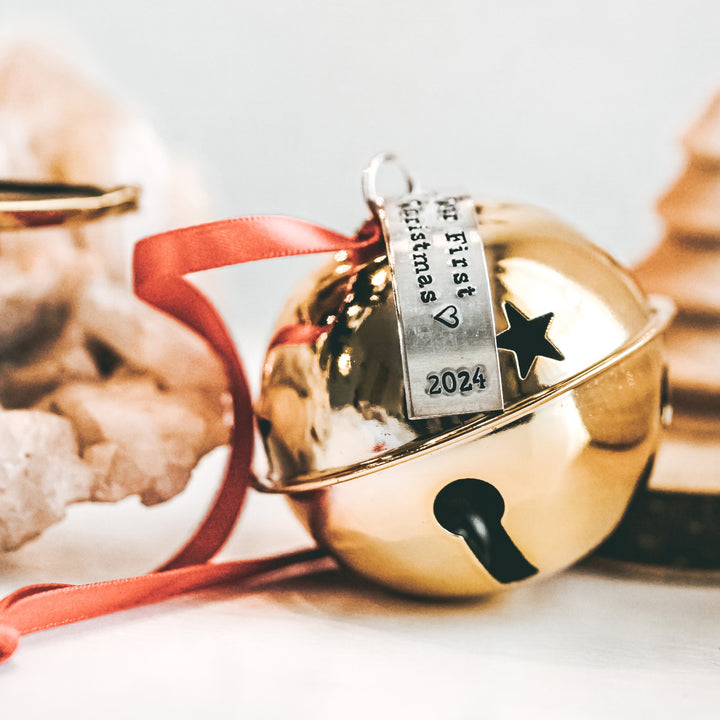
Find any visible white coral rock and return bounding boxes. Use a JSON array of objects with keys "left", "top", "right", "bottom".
[
  {"left": 0, "top": 40, "right": 228, "bottom": 551},
  {"left": 0, "top": 409, "right": 94, "bottom": 551},
  {"left": 45, "top": 378, "right": 228, "bottom": 507},
  {"left": 77, "top": 280, "right": 227, "bottom": 392}
]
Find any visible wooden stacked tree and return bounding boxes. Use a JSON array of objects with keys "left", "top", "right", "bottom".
[{"left": 601, "top": 91, "right": 720, "bottom": 567}]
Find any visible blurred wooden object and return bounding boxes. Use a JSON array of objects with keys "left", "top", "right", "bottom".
[
  {"left": 601, "top": 90, "right": 720, "bottom": 567},
  {"left": 636, "top": 235, "right": 720, "bottom": 315}
]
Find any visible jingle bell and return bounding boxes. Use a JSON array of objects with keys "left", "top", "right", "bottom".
[{"left": 255, "top": 161, "right": 673, "bottom": 598}]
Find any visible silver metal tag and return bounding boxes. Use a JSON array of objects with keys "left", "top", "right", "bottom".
[{"left": 364, "top": 156, "right": 503, "bottom": 419}]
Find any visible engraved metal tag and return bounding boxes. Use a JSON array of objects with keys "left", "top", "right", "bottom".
[{"left": 376, "top": 190, "right": 504, "bottom": 419}]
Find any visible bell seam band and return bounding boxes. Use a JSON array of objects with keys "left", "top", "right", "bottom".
[{"left": 254, "top": 294, "right": 675, "bottom": 494}]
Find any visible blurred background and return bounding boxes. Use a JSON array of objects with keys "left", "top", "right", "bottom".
[{"left": 2, "top": 0, "right": 719, "bottom": 365}]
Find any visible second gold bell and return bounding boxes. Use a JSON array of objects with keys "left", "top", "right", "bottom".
[{"left": 255, "top": 165, "right": 672, "bottom": 598}]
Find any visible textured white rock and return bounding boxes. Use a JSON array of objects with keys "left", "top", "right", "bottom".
[
  {"left": 77, "top": 280, "right": 227, "bottom": 392},
  {"left": 0, "top": 410, "right": 94, "bottom": 551},
  {"left": 44, "top": 377, "right": 229, "bottom": 506},
  {"left": 0, "top": 227, "right": 88, "bottom": 353},
  {"left": 0, "top": 317, "right": 99, "bottom": 408},
  {"left": 0, "top": 41, "right": 229, "bottom": 551}
]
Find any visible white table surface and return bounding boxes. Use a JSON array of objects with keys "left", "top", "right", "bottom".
[{"left": 2, "top": 443, "right": 720, "bottom": 720}]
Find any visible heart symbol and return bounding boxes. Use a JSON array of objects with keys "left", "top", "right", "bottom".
[{"left": 433, "top": 304, "right": 460, "bottom": 329}]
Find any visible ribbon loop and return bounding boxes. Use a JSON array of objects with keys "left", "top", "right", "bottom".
[{"left": 0, "top": 214, "right": 381, "bottom": 663}]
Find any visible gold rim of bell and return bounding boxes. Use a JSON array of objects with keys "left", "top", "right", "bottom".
[
  {"left": 0, "top": 180, "right": 140, "bottom": 230},
  {"left": 254, "top": 294, "right": 675, "bottom": 495}
]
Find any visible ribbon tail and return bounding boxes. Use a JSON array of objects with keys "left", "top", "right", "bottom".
[{"left": 0, "top": 548, "right": 331, "bottom": 663}]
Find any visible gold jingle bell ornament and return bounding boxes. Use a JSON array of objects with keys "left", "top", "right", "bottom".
[
  {"left": 0, "top": 157, "right": 676, "bottom": 664},
  {"left": 256, "top": 154, "right": 674, "bottom": 598}
]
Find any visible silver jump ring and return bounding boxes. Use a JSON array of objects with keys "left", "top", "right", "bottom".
[{"left": 362, "top": 153, "right": 415, "bottom": 212}]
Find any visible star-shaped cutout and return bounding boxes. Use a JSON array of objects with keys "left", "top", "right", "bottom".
[{"left": 496, "top": 302, "right": 564, "bottom": 380}]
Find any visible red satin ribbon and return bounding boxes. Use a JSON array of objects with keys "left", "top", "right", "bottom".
[{"left": 0, "top": 214, "right": 382, "bottom": 663}]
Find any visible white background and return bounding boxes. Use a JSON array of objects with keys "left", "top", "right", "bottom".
[
  {"left": 3, "top": 0, "right": 720, "bottom": 347},
  {"left": 1, "top": 1, "right": 720, "bottom": 718}
]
